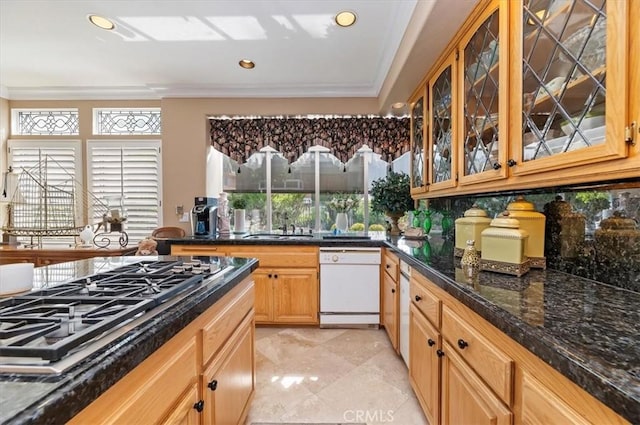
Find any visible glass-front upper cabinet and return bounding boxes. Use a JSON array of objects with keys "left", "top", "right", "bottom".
[
  {"left": 429, "top": 53, "right": 457, "bottom": 192},
  {"left": 410, "top": 93, "right": 426, "bottom": 195},
  {"left": 511, "top": 0, "right": 628, "bottom": 174},
  {"left": 458, "top": 3, "right": 508, "bottom": 186}
]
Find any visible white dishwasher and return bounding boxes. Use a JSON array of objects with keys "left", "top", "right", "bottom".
[{"left": 319, "top": 247, "right": 381, "bottom": 328}]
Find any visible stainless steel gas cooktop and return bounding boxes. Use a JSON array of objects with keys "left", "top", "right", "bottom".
[{"left": 0, "top": 259, "right": 227, "bottom": 374}]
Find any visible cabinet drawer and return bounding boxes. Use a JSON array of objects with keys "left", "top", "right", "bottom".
[
  {"left": 442, "top": 305, "right": 513, "bottom": 405},
  {"left": 410, "top": 274, "right": 441, "bottom": 328},
  {"left": 382, "top": 250, "right": 399, "bottom": 281},
  {"left": 227, "top": 245, "right": 318, "bottom": 268},
  {"left": 171, "top": 244, "right": 228, "bottom": 256}
]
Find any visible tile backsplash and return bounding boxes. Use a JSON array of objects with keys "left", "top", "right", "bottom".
[{"left": 421, "top": 183, "right": 640, "bottom": 292}]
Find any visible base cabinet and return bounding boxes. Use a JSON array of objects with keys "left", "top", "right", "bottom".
[
  {"left": 382, "top": 272, "right": 399, "bottom": 351},
  {"left": 162, "top": 383, "right": 200, "bottom": 425},
  {"left": 441, "top": 341, "right": 512, "bottom": 425},
  {"left": 409, "top": 303, "right": 441, "bottom": 425},
  {"left": 171, "top": 245, "right": 320, "bottom": 325},
  {"left": 70, "top": 277, "right": 255, "bottom": 425},
  {"left": 202, "top": 314, "right": 255, "bottom": 425},
  {"left": 521, "top": 372, "right": 590, "bottom": 425}
]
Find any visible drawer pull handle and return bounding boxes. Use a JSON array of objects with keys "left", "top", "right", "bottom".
[
  {"left": 207, "top": 379, "right": 218, "bottom": 391},
  {"left": 414, "top": 295, "right": 422, "bottom": 302},
  {"left": 436, "top": 349, "right": 445, "bottom": 358},
  {"left": 427, "top": 338, "right": 435, "bottom": 347},
  {"left": 193, "top": 400, "right": 205, "bottom": 412},
  {"left": 457, "top": 339, "right": 469, "bottom": 349}
]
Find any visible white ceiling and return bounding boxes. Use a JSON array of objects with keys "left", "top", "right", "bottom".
[{"left": 0, "top": 0, "right": 479, "bottom": 109}]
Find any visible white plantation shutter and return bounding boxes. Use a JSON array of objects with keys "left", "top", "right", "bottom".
[
  {"left": 7, "top": 140, "right": 82, "bottom": 246},
  {"left": 87, "top": 140, "right": 162, "bottom": 245}
]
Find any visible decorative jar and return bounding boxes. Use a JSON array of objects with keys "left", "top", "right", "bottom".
[
  {"left": 455, "top": 204, "right": 491, "bottom": 257},
  {"left": 480, "top": 212, "right": 530, "bottom": 277},
  {"left": 506, "top": 196, "right": 546, "bottom": 269}
]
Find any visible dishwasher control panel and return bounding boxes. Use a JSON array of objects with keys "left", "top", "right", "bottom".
[{"left": 319, "top": 248, "right": 381, "bottom": 264}]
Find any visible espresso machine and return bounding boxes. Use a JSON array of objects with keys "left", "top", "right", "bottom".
[{"left": 190, "top": 197, "right": 218, "bottom": 236}]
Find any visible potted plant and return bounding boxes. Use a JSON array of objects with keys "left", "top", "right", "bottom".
[
  {"left": 369, "top": 171, "right": 414, "bottom": 235},
  {"left": 231, "top": 197, "right": 248, "bottom": 233}
]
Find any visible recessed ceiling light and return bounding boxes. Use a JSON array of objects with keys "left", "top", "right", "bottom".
[
  {"left": 239, "top": 59, "right": 255, "bottom": 69},
  {"left": 335, "top": 11, "right": 357, "bottom": 27},
  {"left": 88, "top": 14, "right": 115, "bottom": 30},
  {"left": 392, "top": 102, "right": 406, "bottom": 109}
]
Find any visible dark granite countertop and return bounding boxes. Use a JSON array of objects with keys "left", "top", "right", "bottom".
[
  {"left": 168, "top": 234, "right": 640, "bottom": 423},
  {"left": 0, "top": 255, "right": 259, "bottom": 425}
]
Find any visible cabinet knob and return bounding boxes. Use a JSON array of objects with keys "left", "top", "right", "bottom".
[
  {"left": 193, "top": 400, "right": 205, "bottom": 412},
  {"left": 457, "top": 339, "right": 469, "bottom": 349},
  {"left": 427, "top": 338, "right": 435, "bottom": 347},
  {"left": 268, "top": 274, "right": 272, "bottom": 278},
  {"left": 507, "top": 159, "right": 517, "bottom": 167},
  {"left": 436, "top": 349, "right": 445, "bottom": 358},
  {"left": 207, "top": 379, "right": 218, "bottom": 391},
  {"left": 391, "top": 288, "right": 396, "bottom": 293},
  {"left": 414, "top": 295, "right": 422, "bottom": 302},
  {"left": 274, "top": 274, "right": 278, "bottom": 279},
  {"left": 492, "top": 162, "right": 502, "bottom": 170},
  {"left": 386, "top": 264, "right": 391, "bottom": 269}
]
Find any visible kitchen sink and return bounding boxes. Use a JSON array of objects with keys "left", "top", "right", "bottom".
[{"left": 243, "top": 233, "right": 315, "bottom": 240}]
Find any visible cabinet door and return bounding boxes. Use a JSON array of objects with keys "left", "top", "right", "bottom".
[
  {"left": 382, "top": 272, "right": 399, "bottom": 351},
  {"left": 161, "top": 383, "right": 200, "bottom": 425},
  {"left": 441, "top": 341, "right": 512, "bottom": 425},
  {"left": 409, "top": 304, "right": 440, "bottom": 425},
  {"left": 253, "top": 270, "right": 273, "bottom": 323},
  {"left": 458, "top": 2, "right": 509, "bottom": 185},
  {"left": 510, "top": 0, "right": 628, "bottom": 175},
  {"left": 410, "top": 91, "right": 427, "bottom": 195},
  {"left": 428, "top": 52, "right": 458, "bottom": 192},
  {"left": 521, "top": 371, "right": 590, "bottom": 425},
  {"left": 202, "top": 315, "right": 255, "bottom": 425},
  {"left": 273, "top": 268, "right": 318, "bottom": 324}
]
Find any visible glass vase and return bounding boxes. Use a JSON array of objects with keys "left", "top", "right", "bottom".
[
  {"left": 422, "top": 210, "right": 432, "bottom": 235},
  {"left": 441, "top": 210, "right": 454, "bottom": 236},
  {"left": 335, "top": 212, "right": 348, "bottom": 232}
]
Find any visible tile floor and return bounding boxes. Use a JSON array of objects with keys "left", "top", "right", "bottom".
[{"left": 245, "top": 327, "right": 428, "bottom": 425}]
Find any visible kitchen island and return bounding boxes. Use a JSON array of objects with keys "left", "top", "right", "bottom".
[
  {"left": 167, "top": 234, "right": 639, "bottom": 424},
  {"left": 0, "top": 255, "right": 259, "bottom": 425}
]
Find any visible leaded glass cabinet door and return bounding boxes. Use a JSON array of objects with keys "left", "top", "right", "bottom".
[
  {"left": 429, "top": 53, "right": 457, "bottom": 191},
  {"left": 511, "top": 0, "right": 628, "bottom": 175},
  {"left": 459, "top": 3, "right": 508, "bottom": 185},
  {"left": 410, "top": 94, "right": 426, "bottom": 195}
]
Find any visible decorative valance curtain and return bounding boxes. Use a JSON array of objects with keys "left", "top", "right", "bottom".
[{"left": 209, "top": 116, "right": 410, "bottom": 165}]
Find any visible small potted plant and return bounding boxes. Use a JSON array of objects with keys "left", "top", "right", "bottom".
[
  {"left": 231, "top": 197, "right": 248, "bottom": 233},
  {"left": 369, "top": 171, "right": 414, "bottom": 235}
]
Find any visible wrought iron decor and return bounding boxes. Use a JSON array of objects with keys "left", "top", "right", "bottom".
[
  {"left": 209, "top": 116, "right": 410, "bottom": 165},
  {"left": 94, "top": 108, "right": 161, "bottom": 135},
  {"left": 14, "top": 109, "right": 79, "bottom": 135}
]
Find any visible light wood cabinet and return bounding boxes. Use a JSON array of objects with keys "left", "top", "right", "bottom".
[
  {"left": 70, "top": 276, "right": 255, "bottom": 425},
  {"left": 408, "top": 271, "right": 629, "bottom": 425},
  {"left": 521, "top": 371, "right": 590, "bottom": 425},
  {"left": 162, "top": 383, "right": 200, "bottom": 425},
  {"left": 428, "top": 51, "right": 458, "bottom": 193},
  {"left": 382, "top": 272, "right": 399, "bottom": 351},
  {"left": 170, "top": 244, "right": 319, "bottom": 325},
  {"left": 202, "top": 313, "right": 255, "bottom": 425},
  {"left": 441, "top": 340, "right": 512, "bottom": 425},
  {"left": 382, "top": 249, "right": 400, "bottom": 351},
  {"left": 410, "top": 90, "right": 428, "bottom": 195},
  {"left": 409, "top": 303, "right": 441, "bottom": 425},
  {"left": 272, "top": 267, "right": 318, "bottom": 323},
  {"left": 409, "top": 0, "right": 638, "bottom": 199}
]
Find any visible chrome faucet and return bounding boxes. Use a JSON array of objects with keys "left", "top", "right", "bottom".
[{"left": 279, "top": 212, "right": 289, "bottom": 234}]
